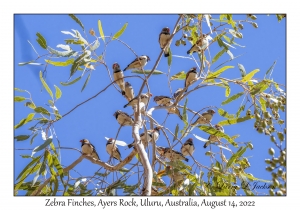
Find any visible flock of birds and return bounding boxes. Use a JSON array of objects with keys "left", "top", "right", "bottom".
[{"left": 79, "top": 27, "right": 224, "bottom": 168}]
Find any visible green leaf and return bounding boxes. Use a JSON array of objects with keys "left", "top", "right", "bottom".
[
  {"left": 34, "top": 106, "right": 50, "bottom": 116},
  {"left": 218, "top": 108, "right": 235, "bottom": 119},
  {"left": 68, "top": 14, "right": 84, "bottom": 30},
  {"left": 168, "top": 48, "right": 172, "bottom": 66},
  {"left": 15, "top": 88, "right": 25, "bottom": 92},
  {"left": 241, "top": 69, "right": 259, "bottom": 83},
  {"left": 221, "top": 92, "right": 244, "bottom": 105},
  {"left": 16, "top": 156, "right": 41, "bottom": 180},
  {"left": 70, "top": 52, "right": 87, "bottom": 77},
  {"left": 15, "top": 135, "right": 30, "bottom": 141},
  {"left": 50, "top": 142, "right": 57, "bottom": 155},
  {"left": 48, "top": 46, "right": 76, "bottom": 57},
  {"left": 32, "top": 138, "right": 52, "bottom": 157},
  {"left": 45, "top": 58, "right": 74, "bottom": 67},
  {"left": 212, "top": 48, "right": 226, "bottom": 64},
  {"left": 152, "top": 181, "right": 166, "bottom": 187},
  {"left": 81, "top": 74, "right": 91, "bottom": 92},
  {"left": 98, "top": 20, "right": 105, "bottom": 42},
  {"left": 14, "top": 113, "right": 35, "bottom": 129},
  {"left": 14, "top": 96, "right": 26, "bottom": 102},
  {"left": 250, "top": 79, "right": 271, "bottom": 95},
  {"left": 265, "top": 60, "right": 277, "bottom": 77},
  {"left": 20, "top": 155, "right": 32, "bottom": 159},
  {"left": 225, "top": 86, "right": 230, "bottom": 97},
  {"left": 236, "top": 105, "right": 245, "bottom": 117},
  {"left": 173, "top": 124, "right": 179, "bottom": 142},
  {"left": 206, "top": 66, "right": 234, "bottom": 80},
  {"left": 259, "top": 97, "right": 267, "bottom": 112},
  {"left": 226, "top": 146, "right": 247, "bottom": 168},
  {"left": 131, "top": 70, "right": 164, "bottom": 75},
  {"left": 95, "top": 172, "right": 110, "bottom": 177},
  {"left": 60, "top": 76, "right": 81, "bottom": 86},
  {"left": 25, "top": 102, "right": 36, "bottom": 109},
  {"left": 170, "top": 71, "right": 186, "bottom": 81},
  {"left": 64, "top": 39, "right": 84, "bottom": 45},
  {"left": 54, "top": 85, "right": 62, "bottom": 100},
  {"left": 30, "top": 133, "right": 38, "bottom": 145},
  {"left": 52, "top": 176, "right": 59, "bottom": 196},
  {"left": 39, "top": 71, "right": 53, "bottom": 99},
  {"left": 180, "top": 98, "right": 188, "bottom": 137},
  {"left": 118, "top": 167, "right": 130, "bottom": 172},
  {"left": 218, "top": 115, "right": 254, "bottom": 126},
  {"left": 52, "top": 154, "right": 63, "bottom": 176},
  {"left": 112, "top": 22, "right": 128, "bottom": 40},
  {"left": 198, "top": 125, "right": 237, "bottom": 147},
  {"left": 182, "top": 98, "right": 188, "bottom": 126},
  {"left": 237, "top": 63, "right": 246, "bottom": 77},
  {"left": 242, "top": 173, "right": 271, "bottom": 183},
  {"left": 36, "top": 32, "right": 47, "bottom": 49}
]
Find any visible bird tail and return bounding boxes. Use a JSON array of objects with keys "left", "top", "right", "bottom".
[
  {"left": 178, "top": 113, "right": 183, "bottom": 120},
  {"left": 185, "top": 158, "right": 189, "bottom": 162},
  {"left": 191, "top": 121, "right": 197, "bottom": 126},
  {"left": 122, "top": 91, "right": 125, "bottom": 95},
  {"left": 123, "top": 104, "right": 128, "bottom": 108},
  {"left": 123, "top": 67, "right": 128, "bottom": 71},
  {"left": 203, "top": 142, "right": 209, "bottom": 148},
  {"left": 127, "top": 144, "right": 134, "bottom": 149},
  {"left": 187, "top": 50, "right": 191, "bottom": 55}
]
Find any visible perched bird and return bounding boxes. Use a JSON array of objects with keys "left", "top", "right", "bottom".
[
  {"left": 106, "top": 138, "right": 122, "bottom": 161},
  {"left": 159, "top": 147, "right": 189, "bottom": 162},
  {"left": 153, "top": 95, "right": 172, "bottom": 106},
  {"left": 123, "top": 93, "right": 152, "bottom": 108},
  {"left": 128, "top": 127, "right": 161, "bottom": 148},
  {"left": 112, "top": 63, "right": 125, "bottom": 95},
  {"left": 187, "top": 34, "right": 209, "bottom": 54},
  {"left": 184, "top": 67, "right": 198, "bottom": 92},
  {"left": 173, "top": 88, "right": 184, "bottom": 101},
  {"left": 123, "top": 55, "right": 150, "bottom": 71},
  {"left": 181, "top": 138, "right": 195, "bottom": 156},
  {"left": 159, "top": 27, "right": 171, "bottom": 57},
  {"left": 204, "top": 124, "right": 224, "bottom": 148},
  {"left": 166, "top": 166, "right": 185, "bottom": 182},
  {"left": 191, "top": 109, "right": 216, "bottom": 126},
  {"left": 125, "top": 81, "right": 135, "bottom": 101},
  {"left": 113, "top": 110, "right": 134, "bottom": 126},
  {"left": 80, "top": 139, "right": 99, "bottom": 160},
  {"left": 166, "top": 101, "right": 183, "bottom": 120}
]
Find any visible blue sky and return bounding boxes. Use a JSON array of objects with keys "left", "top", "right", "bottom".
[{"left": 14, "top": 14, "right": 286, "bottom": 195}]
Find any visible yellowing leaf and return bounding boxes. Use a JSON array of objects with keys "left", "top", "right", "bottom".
[
  {"left": 112, "top": 22, "right": 128, "bottom": 40},
  {"left": 170, "top": 71, "right": 186, "bottom": 81},
  {"left": 241, "top": 69, "right": 259, "bottom": 83},
  {"left": 39, "top": 71, "right": 53, "bottom": 99},
  {"left": 98, "top": 20, "right": 105, "bottom": 42}
]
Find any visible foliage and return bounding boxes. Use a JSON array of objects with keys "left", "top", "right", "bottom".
[{"left": 15, "top": 14, "right": 286, "bottom": 196}]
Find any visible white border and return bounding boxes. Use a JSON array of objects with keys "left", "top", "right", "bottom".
[{"left": 3, "top": 0, "right": 295, "bottom": 209}]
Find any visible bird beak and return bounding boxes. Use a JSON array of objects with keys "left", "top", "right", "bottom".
[{"left": 79, "top": 140, "right": 83, "bottom": 142}]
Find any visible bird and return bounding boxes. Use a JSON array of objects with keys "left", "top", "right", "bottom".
[
  {"left": 159, "top": 27, "right": 171, "bottom": 57},
  {"left": 166, "top": 166, "right": 185, "bottom": 182},
  {"left": 128, "top": 127, "right": 161, "bottom": 148},
  {"left": 204, "top": 124, "right": 224, "bottom": 148},
  {"left": 113, "top": 110, "right": 134, "bottom": 126},
  {"left": 123, "top": 55, "right": 150, "bottom": 71},
  {"left": 112, "top": 63, "right": 125, "bottom": 95},
  {"left": 162, "top": 147, "right": 189, "bottom": 162},
  {"left": 80, "top": 139, "right": 99, "bottom": 160},
  {"left": 173, "top": 88, "right": 184, "bottom": 101},
  {"left": 165, "top": 101, "right": 183, "bottom": 120},
  {"left": 123, "top": 93, "right": 152, "bottom": 108},
  {"left": 184, "top": 67, "right": 198, "bottom": 92},
  {"left": 125, "top": 81, "right": 135, "bottom": 101},
  {"left": 153, "top": 95, "right": 172, "bottom": 106},
  {"left": 181, "top": 138, "right": 195, "bottom": 156},
  {"left": 187, "top": 34, "right": 209, "bottom": 54},
  {"left": 191, "top": 109, "right": 216, "bottom": 126},
  {"left": 106, "top": 138, "right": 122, "bottom": 161}
]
